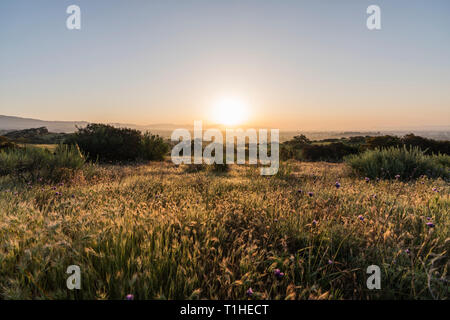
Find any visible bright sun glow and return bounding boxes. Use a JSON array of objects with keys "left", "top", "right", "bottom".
[{"left": 212, "top": 97, "right": 249, "bottom": 126}]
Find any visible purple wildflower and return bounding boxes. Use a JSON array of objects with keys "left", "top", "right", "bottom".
[
  {"left": 335, "top": 182, "right": 341, "bottom": 189},
  {"left": 246, "top": 288, "right": 253, "bottom": 297},
  {"left": 365, "top": 177, "right": 370, "bottom": 183},
  {"left": 297, "top": 189, "right": 303, "bottom": 194},
  {"left": 328, "top": 259, "right": 333, "bottom": 265},
  {"left": 312, "top": 219, "right": 317, "bottom": 226},
  {"left": 125, "top": 294, "right": 134, "bottom": 300},
  {"left": 395, "top": 174, "right": 401, "bottom": 179},
  {"left": 308, "top": 192, "right": 314, "bottom": 197},
  {"left": 274, "top": 269, "right": 285, "bottom": 279},
  {"left": 426, "top": 222, "right": 435, "bottom": 228},
  {"left": 405, "top": 249, "right": 410, "bottom": 254},
  {"left": 358, "top": 215, "right": 364, "bottom": 221}
]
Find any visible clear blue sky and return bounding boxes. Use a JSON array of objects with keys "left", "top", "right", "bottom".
[{"left": 1, "top": 0, "right": 449, "bottom": 130}]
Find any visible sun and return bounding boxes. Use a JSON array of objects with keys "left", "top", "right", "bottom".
[{"left": 211, "top": 97, "right": 249, "bottom": 127}]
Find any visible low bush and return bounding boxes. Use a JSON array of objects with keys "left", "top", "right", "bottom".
[
  {"left": 141, "top": 132, "right": 169, "bottom": 161},
  {"left": 0, "top": 136, "right": 16, "bottom": 151},
  {"left": 301, "top": 143, "right": 359, "bottom": 162},
  {"left": 345, "top": 146, "right": 449, "bottom": 180},
  {"left": 0, "top": 144, "right": 85, "bottom": 182},
  {"left": 365, "top": 134, "right": 450, "bottom": 155},
  {"left": 67, "top": 124, "right": 169, "bottom": 162}
]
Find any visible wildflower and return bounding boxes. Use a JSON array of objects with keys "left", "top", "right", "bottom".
[
  {"left": 426, "top": 222, "right": 435, "bottom": 228},
  {"left": 426, "top": 217, "right": 431, "bottom": 221},
  {"left": 365, "top": 177, "right": 370, "bottom": 183},
  {"left": 335, "top": 182, "right": 341, "bottom": 189},
  {"left": 274, "top": 218, "right": 278, "bottom": 222},
  {"left": 395, "top": 174, "right": 400, "bottom": 179},
  {"left": 246, "top": 288, "right": 253, "bottom": 297},
  {"left": 312, "top": 219, "right": 317, "bottom": 226},
  {"left": 328, "top": 259, "right": 333, "bottom": 265},
  {"left": 372, "top": 194, "right": 377, "bottom": 199},
  {"left": 297, "top": 189, "right": 303, "bottom": 194},
  {"left": 405, "top": 249, "right": 410, "bottom": 254},
  {"left": 358, "top": 215, "right": 364, "bottom": 221},
  {"left": 125, "top": 294, "right": 134, "bottom": 300},
  {"left": 274, "top": 269, "right": 285, "bottom": 279},
  {"left": 55, "top": 192, "right": 61, "bottom": 196},
  {"left": 432, "top": 187, "right": 439, "bottom": 192},
  {"left": 51, "top": 186, "right": 57, "bottom": 190},
  {"left": 308, "top": 192, "right": 314, "bottom": 197}
]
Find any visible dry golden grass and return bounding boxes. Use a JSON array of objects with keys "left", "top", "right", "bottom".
[{"left": 0, "top": 161, "right": 448, "bottom": 299}]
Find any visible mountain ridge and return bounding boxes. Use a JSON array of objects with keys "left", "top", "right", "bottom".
[{"left": 0, "top": 115, "right": 190, "bottom": 133}]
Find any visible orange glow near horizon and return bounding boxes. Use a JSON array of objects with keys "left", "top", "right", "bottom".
[{"left": 210, "top": 96, "right": 250, "bottom": 127}]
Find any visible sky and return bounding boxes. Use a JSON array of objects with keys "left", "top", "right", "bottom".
[{"left": 1, "top": 0, "right": 449, "bottom": 130}]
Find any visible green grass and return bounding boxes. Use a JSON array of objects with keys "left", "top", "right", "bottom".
[
  {"left": 345, "top": 146, "right": 450, "bottom": 180},
  {"left": 0, "top": 161, "right": 448, "bottom": 300},
  {"left": 0, "top": 144, "right": 85, "bottom": 182}
]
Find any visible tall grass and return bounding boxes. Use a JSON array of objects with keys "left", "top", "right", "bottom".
[
  {"left": 0, "top": 144, "right": 85, "bottom": 182},
  {"left": 0, "top": 161, "right": 448, "bottom": 299},
  {"left": 345, "top": 146, "right": 449, "bottom": 180}
]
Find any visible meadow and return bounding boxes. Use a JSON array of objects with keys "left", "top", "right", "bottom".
[{"left": 0, "top": 160, "right": 448, "bottom": 300}]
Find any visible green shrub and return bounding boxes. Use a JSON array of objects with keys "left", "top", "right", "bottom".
[
  {"left": 67, "top": 124, "right": 169, "bottom": 162},
  {"left": 301, "top": 142, "right": 359, "bottom": 162},
  {"left": 141, "top": 132, "right": 169, "bottom": 161},
  {"left": 345, "top": 146, "right": 449, "bottom": 180},
  {"left": 365, "top": 135, "right": 402, "bottom": 150},
  {"left": 0, "top": 136, "right": 16, "bottom": 151},
  {"left": 434, "top": 153, "right": 450, "bottom": 167},
  {"left": 365, "top": 134, "right": 450, "bottom": 155},
  {"left": 67, "top": 124, "right": 142, "bottom": 162},
  {"left": 0, "top": 144, "right": 85, "bottom": 182}
]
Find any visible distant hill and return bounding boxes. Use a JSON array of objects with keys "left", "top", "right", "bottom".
[
  {"left": 0, "top": 115, "right": 88, "bottom": 133},
  {"left": 0, "top": 115, "right": 189, "bottom": 134}
]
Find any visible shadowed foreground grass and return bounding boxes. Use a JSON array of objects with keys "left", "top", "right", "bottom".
[{"left": 0, "top": 161, "right": 448, "bottom": 299}]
